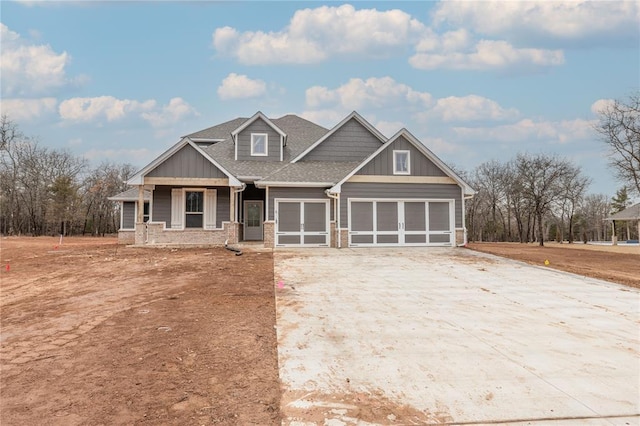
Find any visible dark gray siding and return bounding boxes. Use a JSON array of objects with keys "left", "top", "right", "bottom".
[
  {"left": 153, "top": 186, "right": 172, "bottom": 226},
  {"left": 236, "top": 118, "right": 282, "bottom": 161},
  {"left": 340, "top": 183, "right": 462, "bottom": 227},
  {"left": 216, "top": 187, "right": 230, "bottom": 227},
  {"left": 147, "top": 144, "right": 227, "bottom": 178},
  {"left": 357, "top": 136, "right": 447, "bottom": 176},
  {"left": 302, "top": 118, "right": 382, "bottom": 162},
  {"left": 268, "top": 187, "right": 331, "bottom": 221},
  {"left": 122, "top": 202, "right": 135, "bottom": 229}
]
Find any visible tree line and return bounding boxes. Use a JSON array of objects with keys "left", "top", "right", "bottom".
[{"left": 0, "top": 115, "right": 135, "bottom": 236}]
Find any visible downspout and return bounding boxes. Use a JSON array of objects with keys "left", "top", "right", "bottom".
[
  {"left": 325, "top": 189, "right": 340, "bottom": 248},
  {"left": 232, "top": 183, "right": 247, "bottom": 223}
]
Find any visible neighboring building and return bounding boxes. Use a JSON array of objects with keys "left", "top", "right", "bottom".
[
  {"left": 111, "top": 111, "right": 475, "bottom": 248},
  {"left": 605, "top": 203, "right": 640, "bottom": 244}
]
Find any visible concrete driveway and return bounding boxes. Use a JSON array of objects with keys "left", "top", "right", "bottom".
[{"left": 274, "top": 248, "right": 640, "bottom": 425}]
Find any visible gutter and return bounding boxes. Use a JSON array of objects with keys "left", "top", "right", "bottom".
[{"left": 325, "top": 190, "right": 341, "bottom": 249}]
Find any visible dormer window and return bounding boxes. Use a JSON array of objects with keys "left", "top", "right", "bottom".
[
  {"left": 251, "top": 133, "right": 268, "bottom": 156},
  {"left": 393, "top": 150, "right": 410, "bottom": 175}
]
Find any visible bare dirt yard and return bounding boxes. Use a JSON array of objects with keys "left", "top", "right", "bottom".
[
  {"left": 467, "top": 242, "right": 640, "bottom": 289},
  {"left": 0, "top": 237, "right": 280, "bottom": 425}
]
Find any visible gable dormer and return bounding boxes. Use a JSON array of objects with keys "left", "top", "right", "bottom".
[{"left": 231, "top": 111, "right": 287, "bottom": 162}]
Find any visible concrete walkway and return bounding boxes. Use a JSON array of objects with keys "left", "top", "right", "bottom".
[{"left": 274, "top": 248, "right": 640, "bottom": 425}]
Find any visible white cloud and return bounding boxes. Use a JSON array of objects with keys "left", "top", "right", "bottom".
[
  {"left": 83, "top": 147, "right": 157, "bottom": 165},
  {"left": 410, "top": 39, "right": 564, "bottom": 71},
  {"left": 213, "top": 4, "right": 426, "bottom": 64},
  {"left": 375, "top": 120, "right": 405, "bottom": 138},
  {"left": 453, "top": 118, "right": 595, "bottom": 144},
  {"left": 299, "top": 109, "right": 345, "bottom": 129},
  {"left": 1, "top": 23, "right": 74, "bottom": 96},
  {"left": 421, "top": 95, "right": 519, "bottom": 122},
  {"left": 141, "top": 97, "right": 199, "bottom": 128},
  {"left": 217, "top": 73, "right": 266, "bottom": 100},
  {"left": 306, "top": 77, "right": 432, "bottom": 110},
  {"left": 590, "top": 98, "right": 615, "bottom": 115},
  {"left": 432, "top": 1, "right": 640, "bottom": 45},
  {"left": 421, "top": 136, "right": 461, "bottom": 154},
  {"left": 1, "top": 97, "right": 57, "bottom": 121},
  {"left": 59, "top": 96, "right": 156, "bottom": 122}
]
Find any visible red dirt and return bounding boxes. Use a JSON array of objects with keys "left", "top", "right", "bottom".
[
  {"left": 0, "top": 237, "right": 280, "bottom": 425},
  {"left": 467, "top": 242, "right": 640, "bottom": 289}
]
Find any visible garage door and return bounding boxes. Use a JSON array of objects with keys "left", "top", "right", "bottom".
[
  {"left": 275, "top": 200, "right": 330, "bottom": 247},
  {"left": 348, "top": 199, "right": 453, "bottom": 247}
]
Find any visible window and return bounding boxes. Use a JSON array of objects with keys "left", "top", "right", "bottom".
[
  {"left": 185, "top": 191, "right": 204, "bottom": 228},
  {"left": 143, "top": 202, "right": 150, "bottom": 223},
  {"left": 251, "top": 133, "right": 268, "bottom": 156},
  {"left": 393, "top": 150, "right": 410, "bottom": 175}
]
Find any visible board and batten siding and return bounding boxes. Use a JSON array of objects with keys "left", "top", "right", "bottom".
[
  {"left": 301, "top": 118, "right": 382, "bottom": 162},
  {"left": 122, "top": 201, "right": 136, "bottom": 229},
  {"left": 147, "top": 144, "right": 227, "bottom": 178},
  {"left": 268, "top": 187, "right": 332, "bottom": 221},
  {"left": 152, "top": 186, "right": 172, "bottom": 226},
  {"left": 340, "top": 182, "right": 462, "bottom": 228},
  {"left": 236, "top": 118, "right": 282, "bottom": 161},
  {"left": 357, "top": 136, "right": 447, "bottom": 176},
  {"left": 152, "top": 186, "right": 230, "bottom": 228}
]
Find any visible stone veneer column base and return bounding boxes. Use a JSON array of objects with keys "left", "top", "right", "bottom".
[
  {"left": 455, "top": 229, "right": 465, "bottom": 246},
  {"left": 263, "top": 221, "right": 274, "bottom": 248},
  {"left": 339, "top": 229, "right": 349, "bottom": 248}
]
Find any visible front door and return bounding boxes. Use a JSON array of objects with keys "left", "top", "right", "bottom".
[{"left": 244, "top": 200, "right": 263, "bottom": 241}]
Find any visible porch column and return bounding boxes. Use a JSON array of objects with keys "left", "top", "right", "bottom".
[{"left": 137, "top": 185, "right": 144, "bottom": 223}]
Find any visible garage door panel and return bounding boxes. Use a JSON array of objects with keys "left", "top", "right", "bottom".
[
  {"left": 351, "top": 202, "right": 373, "bottom": 232},
  {"left": 278, "top": 202, "right": 301, "bottom": 232},
  {"left": 351, "top": 235, "right": 373, "bottom": 244},
  {"left": 276, "top": 200, "right": 329, "bottom": 247},
  {"left": 376, "top": 202, "right": 398, "bottom": 232},
  {"left": 430, "top": 234, "right": 451, "bottom": 244},
  {"left": 303, "top": 235, "right": 327, "bottom": 244},
  {"left": 405, "top": 234, "right": 427, "bottom": 244},
  {"left": 304, "top": 202, "right": 326, "bottom": 232},
  {"left": 377, "top": 234, "right": 399, "bottom": 244},
  {"left": 429, "top": 202, "right": 450, "bottom": 231},
  {"left": 404, "top": 202, "right": 426, "bottom": 232}
]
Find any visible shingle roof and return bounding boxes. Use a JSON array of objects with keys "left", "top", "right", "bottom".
[
  {"left": 261, "top": 161, "right": 362, "bottom": 184},
  {"left": 108, "top": 188, "right": 151, "bottom": 201},
  {"left": 192, "top": 114, "right": 329, "bottom": 181},
  {"left": 607, "top": 203, "right": 640, "bottom": 221},
  {"left": 184, "top": 117, "right": 248, "bottom": 140}
]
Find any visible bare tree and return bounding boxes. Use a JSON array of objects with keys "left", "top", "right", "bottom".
[
  {"left": 515, "top": 153, "right": 575, "bottom": 246},
  {"left": 556, "top": 166, "right": 591, "bottom": 243},
  {"left": 594, "top": 93, "right": 640, "bottom": 196}
]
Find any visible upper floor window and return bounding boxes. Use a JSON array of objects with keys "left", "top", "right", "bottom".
[
  {"left": 251, "top": 133, "right": 268, "bottom": 156},
  {"left": 393, "top": 150, "right": 410, "bottom": 175}
]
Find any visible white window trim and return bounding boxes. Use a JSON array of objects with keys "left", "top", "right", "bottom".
[
  {"left": 393, "top": 150, "right": 410, "bottom": 175},
  {"left": 174, "top": 188, "right": 216, "bottom": 230},
  {"left": 251, "top": 133, "right": 268, "bottom": 156}
]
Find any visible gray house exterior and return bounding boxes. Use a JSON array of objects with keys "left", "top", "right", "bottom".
[{"left": 111, "top": 111, "right": 475, "bottom": 247}]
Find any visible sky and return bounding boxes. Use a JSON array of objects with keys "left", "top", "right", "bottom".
[{"left": 1, "top": 0, "right": 639, "bottom": 197}]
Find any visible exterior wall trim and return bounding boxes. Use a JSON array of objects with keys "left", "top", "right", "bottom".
[{"left": 347, "top": 175, "right": 457, "bottom": 184}]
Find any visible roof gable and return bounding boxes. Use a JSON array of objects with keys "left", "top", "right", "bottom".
[
  {"left": 330, "top": 129, "right": 475, "bottom": 195},
  {"left": 231, "top": 111, "right": 286, "bottom": 139},
  {"left": 291, "top": 111, "right": 386, "bottom": 163},
  {"left": 128, "top": 138, "right": 242, "bottom": 186}
]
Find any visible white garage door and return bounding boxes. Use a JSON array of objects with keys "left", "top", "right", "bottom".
[
  {"left": 348, "top": 199, "right": 454, "bottom": 247},
  {"left": 275, "top": 199, "right": 330, "bottom": 247}
]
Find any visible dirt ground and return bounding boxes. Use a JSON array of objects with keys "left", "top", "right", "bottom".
[
  {"left": 0, "top": 237, "right": 280, "bottom": 425},
  {"left": 467, "top": 241, "right": 640, "bottom": 289}
]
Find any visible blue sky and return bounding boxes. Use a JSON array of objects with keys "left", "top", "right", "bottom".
[{"left": 1, "top": 1, "right": 639, "bottom": 196}]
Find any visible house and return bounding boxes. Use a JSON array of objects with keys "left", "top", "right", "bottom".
[
  {"left": 110, "top": 111, "right": 475, "bottom": 248},
  {"left": 605, "top": 203, "right": 640, "bottom": 244}
]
